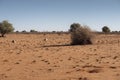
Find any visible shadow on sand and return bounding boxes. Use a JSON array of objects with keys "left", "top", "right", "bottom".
[
  {"left": 42, "top": 44, "right": 71, "bottom": 47},
  {"left": 42, "top": 43, "right": 92, "bottom": 47}
]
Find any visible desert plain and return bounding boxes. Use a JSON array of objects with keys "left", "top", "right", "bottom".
[{"left": 0, "top": 33, "right": 120, "bottom": 80}]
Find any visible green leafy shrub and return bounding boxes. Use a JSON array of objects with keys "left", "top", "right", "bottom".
[{"left": 0, "top": 20, "right": 14, "bottom": 37}]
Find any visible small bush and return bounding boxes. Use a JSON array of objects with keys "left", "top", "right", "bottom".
[
  {"left": 70, "top": 23, "right": 94, "bottom": 45},
  {"left": 102, "top": 26, "right": 110, "bottom": 33}
]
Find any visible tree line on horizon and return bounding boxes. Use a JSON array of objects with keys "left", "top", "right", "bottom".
[
  {"left": 1, "top": 20, "right": 120, "bottom": 45},
  {"left": 0, "top": 20, "right": 119, "bottom": 37}
]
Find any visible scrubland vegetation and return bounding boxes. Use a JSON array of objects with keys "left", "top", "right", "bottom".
[{"left": 0, "top": 20, "right": 120, "bottom": 80}]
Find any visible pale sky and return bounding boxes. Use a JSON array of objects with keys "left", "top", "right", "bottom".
[{"left": 0, "top": 0, "right": 120, "bottom": 31}]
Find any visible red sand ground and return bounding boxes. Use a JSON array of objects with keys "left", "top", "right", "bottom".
[{"left": 0, "top": 33, "right": 120, "bottom": 80}]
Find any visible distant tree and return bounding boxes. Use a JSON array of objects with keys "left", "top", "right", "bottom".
[
  {"left": 22, "top": 30, "right": 27, "bottom": 33},
  {"left": 16, "top": 31, "right": 19, "bottom": 33},
  {"left": 52, "top": 31, "right": 56, "bottom": 33},
  {"left": 114, "top": 31, "right": 118, "bottom": 33},
  {"left": 69, "top": 23, "right": 81, "bottom": 32},
  {"left": 102, "top": 26, "right": 110, "bottom": 33},
  {"left": 0, "top": 20, "right": 14, "bottom": 37},
  {"left": 30, "top": 29, "right": 37, "bottom": 32}
]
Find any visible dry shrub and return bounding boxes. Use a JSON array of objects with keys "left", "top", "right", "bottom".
[{"left": 70, "top": 23, "right": 94, "bottom": 45}]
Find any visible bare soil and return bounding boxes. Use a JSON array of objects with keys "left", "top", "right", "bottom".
[{"left": 0, "top": 33, "right": 120, "bottom": 80}]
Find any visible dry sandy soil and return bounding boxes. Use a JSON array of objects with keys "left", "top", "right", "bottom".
[{"left": 0, "top": 33, "right": 120, "bottom": 80}]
